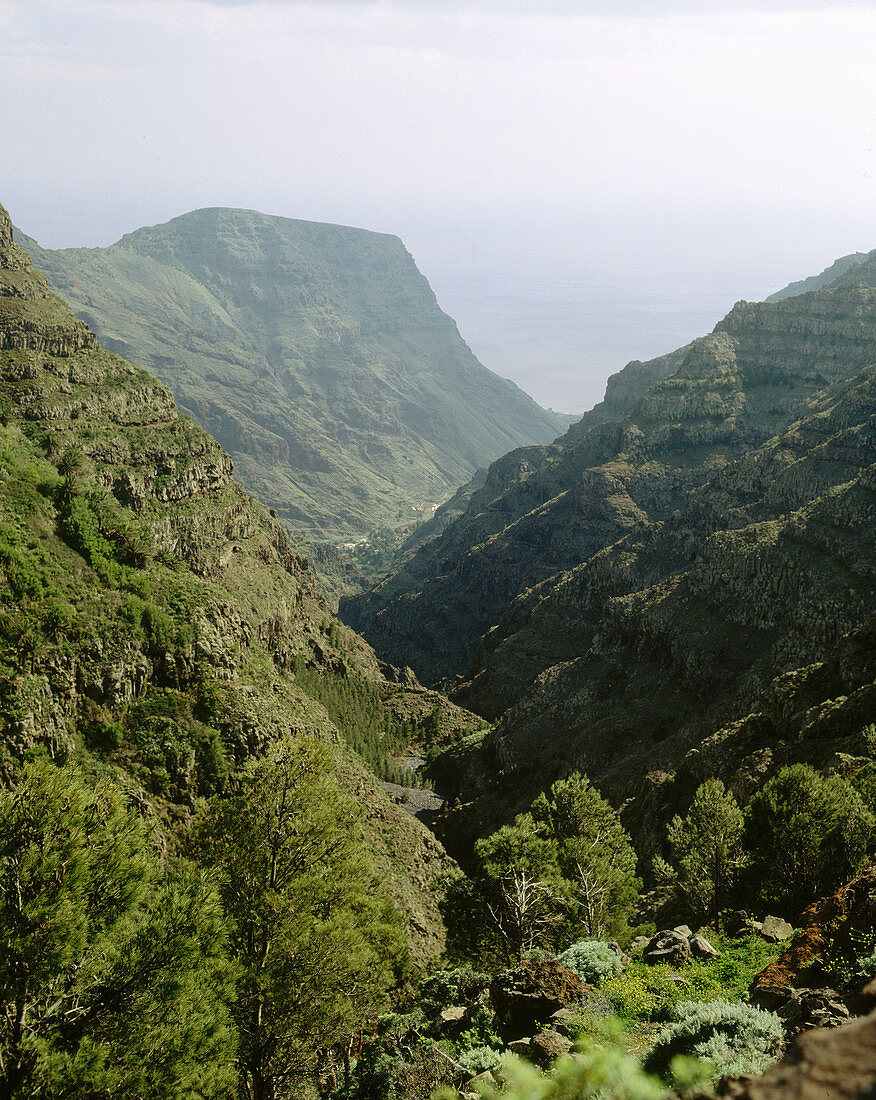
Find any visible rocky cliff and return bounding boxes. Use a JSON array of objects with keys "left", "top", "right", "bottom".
[
  {"left": 17, "top": 209, "right": 564, "bottom": 544},
  {"left": 344, "top": 270, "right": 876, "bottom": 685},
  {"left": 0, "top": 201, "right": 476, "bottom": 965}
]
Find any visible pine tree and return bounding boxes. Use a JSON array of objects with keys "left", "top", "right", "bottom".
[
  {"left": 0, "top": 760, "right": 235, "bottom": 1097},
  {"left": 193, "top": 736, "right": 408, "bottom": 1100},
  {"left": 666, "top": 778, "right": 746, "bottom": 928}
]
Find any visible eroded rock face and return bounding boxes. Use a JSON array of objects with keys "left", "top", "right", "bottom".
[{"left": 754, "top": 867, "right": 876, "bottom": 992}]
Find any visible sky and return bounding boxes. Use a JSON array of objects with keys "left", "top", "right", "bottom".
[{"left": 3, "top": 0, "right": 876, "bottom": 411}]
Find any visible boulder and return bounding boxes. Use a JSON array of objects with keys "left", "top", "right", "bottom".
[
  {"left": 530, "top": 1028, "right": 573, "bottom": 1065},
  {"left": 760, "top": 915, "right": 794, "bottom": 943},
  {"left": 643, "top": 929, "right": 692, "bottom": 967},
  {"left": 690, "top": 934, "right": 721, "bottom": 959},
  {"left": 630, "top": 935, "right": 650, "bottom": 952},
  {"left": 490, "top": 961, "right": 590, "bottom": 1039},
  {"left": 725, "top": 910, "right": 762, "bottom": 937},
  {"left": 749, "top": 983, "right": 851, "bottom": 1037},
  {"left": 673, "top": 924, "right": 693, "bottom": 938},
  {"left": 507, "top": 1038, "right": 533, "bottom": 1057}
]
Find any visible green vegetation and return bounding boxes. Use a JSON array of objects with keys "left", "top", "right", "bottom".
[
  {"left": 663, "top": 779, "right": 746, "bottom": 929},
  {"left": 445, "top": 774, "right": 640, "bottom": 965},
  {"left": 193, "top": 737, "right": 408, "bottom": 1096},
  {"left": 643, "top": 1000, "right": 784, "bottom": 1083},
  {"left": 0, "top": 760, "right": 235, "bottom": 1096},
  {"left": 292, "top": 656, "right": 412, "bottom": 782},
  {"left": 743, "top": 764, "right": 874, "bottom": 914},
  {"left": 22, "top": 210, "right": 563, "bottom": 551},
  {"left": 558, "top": 941, "right": 624, "bottom": 986}
]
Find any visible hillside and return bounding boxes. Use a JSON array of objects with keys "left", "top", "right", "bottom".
[
  {"left": 344, "top": 266, "right": 876, "bottom": 685},
  {"left": 16, "top": 209, "right": 564, "bottom": 545},
  {"left": 0, "top": 199, "right": 486, "bottom": 967}
]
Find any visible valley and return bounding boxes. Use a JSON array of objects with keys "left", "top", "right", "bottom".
[{"left": 1, "top": 197, "right": 875, "bottom": 1100}]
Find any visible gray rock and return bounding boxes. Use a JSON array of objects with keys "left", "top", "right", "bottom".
[
  {"left": 760, "top": 915, "right": 794, "bottom": 942},
  {"left": 439, "top": 1005, "right": 467, "bottom": 1025},
  {"left": 643, "top": 929, "right": 692, "bottom": 967},
  {"left": 673, "top": 924, "right": 693, "bottom": 938},
  {"left": 530, "top": 1028, "right": 573, "bottom": 1065},
  {"left": 507, "top": 1038, "right": 533, "bottom": 1056},
  {"left": 689, "top": 934, "right": 720, "bottom": 959}
]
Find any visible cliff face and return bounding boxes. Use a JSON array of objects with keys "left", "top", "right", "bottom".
[
  {"left": 0, "top": 202, "right": 469, "bottom": 965},
  {"left": 344, "top": 272, "right": 876, "bottom": 686},
  {"left": 429, "top": 361, "right": 876, "bottom": 856},
  {"left": 17, "top": 208, "right": 564, "bottom": 543}
]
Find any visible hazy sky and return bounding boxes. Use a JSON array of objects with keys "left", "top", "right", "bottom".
[{"left": 3, "top": 0, "right": 876, "bottom": 410}]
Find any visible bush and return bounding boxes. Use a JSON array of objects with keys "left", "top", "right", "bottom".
[
  {"left": 558, "top": 940, "right": 624, "bottom": 985},
  {"left": 644, "top": 1000, "right": 784, "bottom": 1082},
  {"left": 744, "top": 764, "right": 874, "bottom": 915},
  {"left": 456, "top": 1045, "right": 504, "bottom": 1078}
]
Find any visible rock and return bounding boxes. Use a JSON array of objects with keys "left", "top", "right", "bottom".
[
  {"left": 673, "top": 924, "right": 693, "bottom": 938},
  {"left": 490, "top": 961, "right": 590, "bottom": 1039},
  {"left": 754, "top": 867, "right": 876, "bottom": 992},
  {"left": 530, "top": 1029, "right": 573, "bottom": 1065},
  {"left": 690, "top": 934, "right": 721, "bottom": 959},
  {"left": 698, "top": 1004, "right": 876, "bottom": 1099},
  {"left": 435, "top": 1005, "right": 467, "bottom": 1034},
  {"left": 630, "top": 935, "right": 650, "bottom": 952},
  {"left": 725, "top": 910, "right": 761, "bottom": 937},
  {"left": 749, "top": 984, "right": 852, "bottom": 1037},
  {"left": 548, "top": 1007, "right": 578, "bottom": 1035},
  {"left": 760, "top": 915, "right": 794, "bottom": 943},
  {"left": 507, "top": 1038, "right": 533, "bottom": 1057},
  {"left": 643, "top": 929, "right": 693, "bottom": 967}
]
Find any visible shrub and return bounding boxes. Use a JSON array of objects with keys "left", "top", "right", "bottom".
[
  {"left": 644, "top": 1000, "right": 784, "bottom": 1082},
  {"left": 558, "top": 940, "right": 624, "bottom": 985},
  {"left": 456, "top": 1045, "right": 504, "bottom": 1078},
  {"left": 743, "top": 763, "right": 874, "bottom": 915}
]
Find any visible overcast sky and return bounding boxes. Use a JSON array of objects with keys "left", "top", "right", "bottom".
[{"left": 3, "top": 0, "right": 876, "bottom": 409}]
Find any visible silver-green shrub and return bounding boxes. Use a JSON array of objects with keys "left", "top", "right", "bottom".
[
  {"left": 644, "top": 999, "right": 784, "bottom": 1082},
  {"left": 558, "top": 940, "right": 624, "bottom": 986}
]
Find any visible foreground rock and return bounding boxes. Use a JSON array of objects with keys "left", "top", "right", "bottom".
[
  {"left": 489, "top": 961, "right": 589, "bottom": 1039},
  {"left": 706, "top": 1006, "right": 876, "bottom": 1100}
]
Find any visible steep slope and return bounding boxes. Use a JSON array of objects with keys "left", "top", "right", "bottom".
[
  {"left": 345, "top": 272, "right": 876, "bottom": 683},
  {"left": 429, "top": 362, "right": 876, "bottom": 857},
  {"left": 0, "top": 201, "right": 478, "bottom": 965},
  {"left": 16, "top": 209, "right": 564, "bottom": 542}
]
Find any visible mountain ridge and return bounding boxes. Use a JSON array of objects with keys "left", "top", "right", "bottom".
[{"left": 15, "top": 208, "right": 564, "bottom": 545}]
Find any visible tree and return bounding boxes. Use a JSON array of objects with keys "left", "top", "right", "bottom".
[
  {"left": 0, "top": 759, "right": 235, "bottom": 1097},
  {"left": 665, "top": 778, "right": 746, "bottom": 928},
  {"left": 743, "top": 764, "right": 875, "bottom": 915},
  {"left": 193, "top": 736, "right": 408, "bottom": 1100},
  {"left": 449, "top": 773, "right": 640, "bottom": 965},
  {"left": 473, "top": 818, "right": 563, "bottom": 962},
  {"left": 529, "top": 774, "right": 641, "bottom": 941}
]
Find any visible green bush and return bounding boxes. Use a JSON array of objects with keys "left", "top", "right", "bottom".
[
  {"left": 456, "top": 1044, "right": 504, "bottom": 1078},
  {"left": 644, "top": 1000, "right": 784, "bottom": 1082},
  {"left": 558, "top": 940, "right": 624, "bottom": 985},
  {"left": 743, "top": 763, "right": 874, "bottom": 915}
]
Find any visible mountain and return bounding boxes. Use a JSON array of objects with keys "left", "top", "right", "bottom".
[
  {"left": 337, "top": 250, "right": 876, "bottom": 857},
  {"left": 343, "top": 271, "right": 876, "bottom": 685},
  {"left": 15, "top": 209, "right": 564, "bottom": 545},
  {"left": 766, "top": 250, "right": 870, "bottom": 301},
  {"left": 0, "top": 200, "right": 489, "bottom": 966}
]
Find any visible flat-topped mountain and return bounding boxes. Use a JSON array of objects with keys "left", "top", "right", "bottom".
[{"left": 17, "top": 208, "right": 564, "bottom": 543}]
